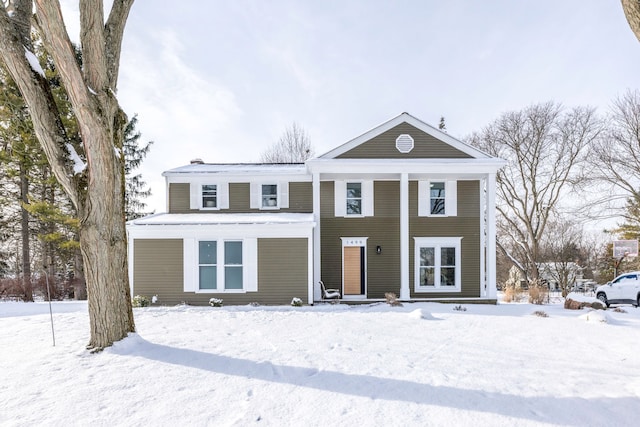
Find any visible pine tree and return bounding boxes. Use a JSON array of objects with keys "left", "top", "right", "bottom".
[{"left": 123, "top": 115, "right": 153, "bottom": 220}]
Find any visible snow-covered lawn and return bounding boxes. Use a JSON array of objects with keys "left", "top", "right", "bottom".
[{"left": 1, "top": 300, "right": 639, "bottom": 426}]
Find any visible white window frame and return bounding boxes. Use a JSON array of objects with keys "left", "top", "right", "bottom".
[
  {"left": 190, "top": 182, "right": 229, "bottom": 210},
  {"left": 418, "top": 180, "right": 457, "bottom": 217},
  {"left": 334, "top": 180, "right": 374, "bottom": 217},
  {"left": 261, "top": 184, "right": 279, "bottom": 209},
  {"left": 201, "top": 184, "right": 218, "bottom": 210},
  {"left": 193, "top": 238, "right": 258, "bottom": 293},
  {"left": 250, "top": 182, "right": 289, "bottom": 210},
  {"left": 346, "top": 182, "right": 363, "bottom": 216},
  {"left": 414, "top": 237, "right": 462, "bottom": 293}
]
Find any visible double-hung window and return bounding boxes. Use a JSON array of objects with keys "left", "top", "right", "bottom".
[
  {"left": 414, "top": 237, "right": 461, "bottom": 292},
  {"left": 202, "top": 184, "right": 217, "bottom": 209},
  {"left": 224, "top": 241, "right": 243, "bottom": 290},
  {"left": 430, "top": 182, "right": 445, "bottom": 215},
  {"left": 418, "top": 180, "right": 457, "bottom": 217},
  {"left": 197, "top": 241, "right": 244, "bottom": 291},
  {"left": 261, "top": 184, "right": 278, "bottom": 208},
  {"left": 198, "top": 241, "right": 217, "bottom": 289},
  {"left": 346, "top": 182, "right": 362, "bottom": 215}
]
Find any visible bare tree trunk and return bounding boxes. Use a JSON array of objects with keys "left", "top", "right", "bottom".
[
  {"left": 622, "top": 0, "right": 640, "bottom": 43},
  {"left": 19, "top": 163, "right": 32, "bottom": 301},
  {"left": 0, "top": 0, "right": 136, "bottom": 350}
]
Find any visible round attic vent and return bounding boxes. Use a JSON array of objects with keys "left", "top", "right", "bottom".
[{"left": 395, "top": 134, "right": 414, "bottom": 153}]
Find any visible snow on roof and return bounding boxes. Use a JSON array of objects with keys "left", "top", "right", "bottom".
[
  {"left": 163, "top": 163, "right": 307, "bottom": 176},
  {"left": 129, "top": 212, "right": 315, "bottom": 226}
]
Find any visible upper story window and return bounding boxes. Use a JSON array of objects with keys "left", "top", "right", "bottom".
[
  {"left": 189, "top": 182, "right": 229, "bottom": 210},
  {"left": 418, "top": 180, "right": 457, "bottom": 217},
  {"left": 202, "top": 184, "right": 218, "bottom": 209},
  {"left": 250, "top": 182, "right": 289, "bottom": 210},
  {"left": 430, "top": 182, "right": 445, "bottom": 215},
  {"left": 334, "top": 180, "right": 374, "bottom": 217},
  {"left": 346, "top": 182, "right": 362, "bottom": 215},
  {"left": 261, "top": 184, "right": 278, "bottom": 208}
]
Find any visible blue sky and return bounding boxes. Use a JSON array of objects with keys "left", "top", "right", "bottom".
[{"left": 62, "top": 1, "right": 640, "bottom": 213}]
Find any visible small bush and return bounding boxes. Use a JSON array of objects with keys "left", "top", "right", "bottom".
[
  {"left": 532, "top": 310, "right": 548, "bottom": 318},
  {"left": 291, "top": 297, "right": 303, "bottom": 307},
  {"left": 132, "top": 295, "right": 150, "bottom": 307},
  {"left": 385, "top": 292, "right": 403, "bottom": 307},
  {"left": 528, "top": 280, "right": 548, "bottom": 305},
  {"left": 209, "top": 298, "right": 223, "bottom": 307},
  {"left": 612, "top": 307, "right": 627, "bottom": 313},
  {"left": 249, "top": 302, "right": 260, "bottom": 307},
  {"left": 502, "top": 283, "right": 522, "bottom": 303},
  {"left": 453, "top": 304, "right": 467, "bottom": 312}
]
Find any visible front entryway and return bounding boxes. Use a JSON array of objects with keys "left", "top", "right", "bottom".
[{"left": 341, "top": 237, "right": 367, "bottom": 297}]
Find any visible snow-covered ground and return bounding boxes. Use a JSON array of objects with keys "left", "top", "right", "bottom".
[{"left": 1, "top": 299, "right": 639, "bottom": 426}]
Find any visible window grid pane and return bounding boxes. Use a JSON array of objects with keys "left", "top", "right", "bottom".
[
  {"left": 202, "top": 185, "right": 217, "bottom": 208},
  {"left": 225, "top": 241, "right": 242, "bottom": 265},
  {"left": 225, "top": 266, "right": 243, "bottom": 289},
  {"left": 199, "top": 266, "right": 217, "bottom": 289},
  {"left": 262, "top": 184, "right": 278, "bottom": 207},
  {"left": 430, "top": 182, "right": 445, "bottom": 215},
  {"left": 346, "top": 183, "right": 362, "bottom": 215},
  {"left": 199, "top": 241, "right": 217, "bottom": 265}
]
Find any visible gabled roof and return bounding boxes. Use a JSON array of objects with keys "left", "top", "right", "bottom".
[{"left": 319, "top": 112, "right": 492, "bottom": 160}]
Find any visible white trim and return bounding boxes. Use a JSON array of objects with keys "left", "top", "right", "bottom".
[
  {"left": 479, "top": 178, "right": 487, "bottom": 297},
  {"left": 243, "top": 238, "right": 258, "bottom": 292},
  {"left": 313, "top": 173, "right": 321, "bottom": 301},
  {"left": 307, "top": 230, "right": 314, "bottom": 304},
  {"left": 307, "top": 158, "right": 506, "bottom": 175},
  {"left": 279, "top": 181, "right": 289, "bottom": 209},
  {"left": 413, "top": 237, "right": 462, "bottom": 293},
  {"left": 400, "top": 173, "right": 409, "bottom": 299},
  {"left": 418, "top": 180, "right": 457, "bottom": 217},
  {"left": 363, "top": 180, "right": 374, "bottom": 217},
  {"left": 318, "top": 112, "right": 494, "bottom": 160},
  {"left": 334, "top": 181, "right": 346, "bottom": 216},
  {"left": 183, "top": 238, "right": 197, "bottom": 292},
  {"left": 487, "top": 173, "right": 497, "bottom": 299},
  {"left": 250, "top": 182, "right": 260, "bottom": 209}
]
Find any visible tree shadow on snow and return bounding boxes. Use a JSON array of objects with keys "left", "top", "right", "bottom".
[{"left": 111, "top": 337, "right": 637, "bottom": 426}]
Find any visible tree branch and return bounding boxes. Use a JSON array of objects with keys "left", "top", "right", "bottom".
[
  {"left": 104, "top": 0, "right": 134, "bottom": 90},
  {"left": 0, "top": 3, "right": 80, "bottom": 208}
]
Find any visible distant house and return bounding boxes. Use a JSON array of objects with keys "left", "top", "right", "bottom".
[
  {"left": 126, "top": 113, "right": 506, "bottom": 305},
  {"left": 508, "top": 263, "right": 587, "bottom": 291}
]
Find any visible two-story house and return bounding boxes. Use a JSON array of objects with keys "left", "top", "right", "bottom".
[{"left": 126, "top": 113, "right": 505, "bottom": 305}]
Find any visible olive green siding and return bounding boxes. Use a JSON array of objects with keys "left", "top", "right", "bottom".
[
  {"left": 320, "top": 181, "right": 401, "bottom": 298},
  {"left": 168, "top": 182, "right": 312, "bottom": 213},
  {"left": 133, "top": 239, "right": 185, "bottom": 302},
  {"left": 133, "top": 238, "right": 308, "bottom": 305},
  {"left": 169, "top": 183, "right": 192, "bottom": 213},
  {"left": 337, "top": 122, "right": 473, "bottom": 159},
  {"left": 409, "top": 180, "right": 481, "bottom": 298}
]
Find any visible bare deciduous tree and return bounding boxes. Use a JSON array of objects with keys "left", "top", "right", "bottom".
[
  {"left": 260, "top": 122, "right": 314, "bottom": 163},
  {"left": 0, "top": 0, "right": 135, "bottom": 350},
  {"left": 468, "top": 102, "right": 601, "bottom": 283},
  {"left": 622, "top": 0, "right": 640, "bottom": 43},
  {"left": 539, "top": 217, "right": 584, "bottom": 296},
  {"left": 590, "top": 90, "right": 640, "bottom": 209}
]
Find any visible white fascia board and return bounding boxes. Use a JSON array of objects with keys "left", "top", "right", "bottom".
[
  {"left": 318, "top": 112, "right": 494, "bottom": 160},
  {"left": 307, "top": 158, "right": 507, "bottom": 175},
  {"left": 162, "top": 164, "right": 308, "bottom": 178},
  {"left": 166, "top": 173, "right": 311, "bottom": 184},
  {"left": 126, "top": 221, "right": 315, "bottom": 240}
]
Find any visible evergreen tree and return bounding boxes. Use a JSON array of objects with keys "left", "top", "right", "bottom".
[{"left": 123, "top": 115, "right": 153, "bottom": 220}]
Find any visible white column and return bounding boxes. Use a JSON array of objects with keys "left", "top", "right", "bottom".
[
  {"left": 312, "top": 172, "right": 321, "bottom": 302},
  {"left": 307, "top": 229, "right": 314, "bottom": 304},
  {"left": 479, "top": 178, "right": 486, "bottom": 297},
  {"left": 486, "top": 173, "right": 497, "bottom": 300},
  {"left": 400, "top": 173, "right": 410, "bottom": 300}
]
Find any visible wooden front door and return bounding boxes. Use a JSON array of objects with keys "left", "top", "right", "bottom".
[{"left": 343, "top": 246, "right": 365, "bottom": 296}]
